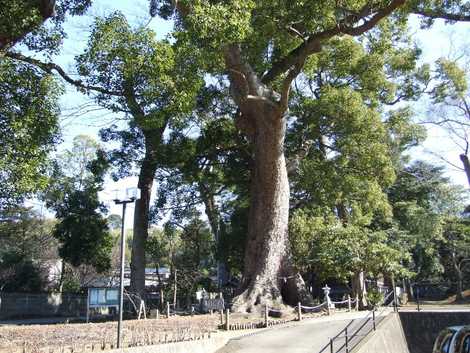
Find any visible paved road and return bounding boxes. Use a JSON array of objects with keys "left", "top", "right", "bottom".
[{"left": 215, "top": 311, "right": 378, "bottom": 353}]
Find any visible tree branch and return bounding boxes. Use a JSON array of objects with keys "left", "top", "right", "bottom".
[
  {"left": 261, "top": 0, "right": 406, "bottom": 84},
  {"left": 5, "top": 51, "right": 122, "bottom": 96},
  {"left": 279, "top": 64, "right": 303, "bottom": 113},
  {"left": 412, "top": 9, "right": 470, "bottom": 22}
]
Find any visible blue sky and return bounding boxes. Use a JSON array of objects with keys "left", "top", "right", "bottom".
[{"left": 42, "top": 2, "right": 470, "bottom": 222}]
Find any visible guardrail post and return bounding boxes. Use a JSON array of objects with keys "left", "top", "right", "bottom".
[
  {"left": 297, "top": 302, "right": 302, "bottom": 321},
  {"left": 345, "top": 327, "right": 349, "bottom": 353},
  {"left": 330, "top": 338, "right": 334, "bottom": 353},
  {"left": 264, "top": 305, "right": 269, "bottom": 327},
  {"left": 166, "top": 301, "right": 170, "bottom": 319},
  {"left": 372, "top": 309, "right": 376, "bottom": 331},
  {"left": 347, "top": 295, "right": 351, "bottom": 312},
  {"left": 156, "top": 308, "right": 159, "bottom": 320}
]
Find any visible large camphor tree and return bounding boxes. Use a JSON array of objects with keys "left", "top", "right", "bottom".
[{"left": 151, "top": 0, "right": 470, "bottom": 312}]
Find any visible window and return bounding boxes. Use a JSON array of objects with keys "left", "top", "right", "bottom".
[
  {"left": 98, "top": 289, "right": 106, "bottom": 304},
  {"left": 106, "top": 289, "right": 118, "bottom": 304},
  {"left": 90, "top": 289, "right": 99, "bottom": 305}
]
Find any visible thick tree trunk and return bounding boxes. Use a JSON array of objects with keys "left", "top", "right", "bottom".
[
  {"left": 231, "top": 105, "right": 308, "bottom": 312},
  {"left": 352, "top": 271, "right": 368, "bottom": 309},
  {"left": 223, "top": 45, "right": 310, "bottom": 312},
  {"left": 460, "top": 153, "right": 470, "bottom": 187},
  {"left": 130, "top": 142, "right": 158, "bottom": 298}
]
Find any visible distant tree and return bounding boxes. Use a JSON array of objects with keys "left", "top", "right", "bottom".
[
  {"left": 0, "top": 207, "right": 57, "bottom": 292},
  {"left": 388, "top": 161, "right": 466, "bottom": 283},
  {"left": 46, "top": 136, "right": 113, "bottom": 273},
  {"left": 422, "top": 58, "right": 470, "bottom": 186},
  {"left": 107, "top": 214, "right": 123, "bottom": 230},
  {"left": 440, "top": 216, "right": 470, "bottom": 300},
  {"left": 76, "top": 12, "right": 202, "bottom": 296}
]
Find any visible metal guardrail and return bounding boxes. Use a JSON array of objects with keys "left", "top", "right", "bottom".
[{"left": 318, "top": 291, "right": 395, "bottom": 353}]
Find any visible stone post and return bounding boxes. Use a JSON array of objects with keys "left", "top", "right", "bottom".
[
  {"left": 264, "top": 305, "right": 269, "bottom": 327},
  {"left": 225, "top": 309, "right": 230, "bottom": 330}
]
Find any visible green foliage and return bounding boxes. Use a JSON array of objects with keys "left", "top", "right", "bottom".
[
  {"left": 107, "top": 214, "right": 122, "bottom": 230},
  {"left": 387, "top": 161, "right": 467, "bottom": 281},
  {"left": 46, "top": 136, "right": 113, "bottom": 273},
  {"left": 366, "top": 288, "right": 384, "bottom": 307},
  {"left": 77, "top": 12, "right": 201, "bottom": 122},
  {"left": 0, "top": 207, "right": 57, "bottom": 292},
  {"left": 439, "top": 216, "right": 470, "bottom": 283},
  {"left": 0, "top": 1, "right": 44, "bottom": 46},
  {"left": 289, "top": 210, "right": 411, "bottom": 283},
  {"left": 385, "top": 107, "right": 427, "bottom": 166},
  {"left": 432, "top": 59, "right": 467, "bottom": 103},
  {"left": 218, "top": 201, "right": 249, "bottom": 276},
  {"left": 52, "top": 188, "right": 112, "bottom": 272},
  {"left": 1, "top": 0, "right": 92, "bottom": 52},
  {"left": 0, "top": 254, "right": 45, "bottom": 292},
  {"left": 0, "top": 58, "right": 61, "bottom": 209},
  {"left": 146, "top": 217, "right": 216, "bottom": 299}
]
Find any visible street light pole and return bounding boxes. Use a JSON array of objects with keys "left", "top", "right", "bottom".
[
  {"left": 116, "top": 200, "right": 127, "bottom": 349},
  {"left": 114, "top": 187, "right": 140, "bottom": 349}
]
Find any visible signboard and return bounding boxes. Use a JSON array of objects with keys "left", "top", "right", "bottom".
[
  {"left": 88, "top": 288, "right": 119, "bottom": 307},
  {"left": 86, "top": 287, "right": 119, "bottom": 322}
]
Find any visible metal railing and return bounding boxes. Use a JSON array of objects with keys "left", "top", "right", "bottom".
[{"left": 318, "top": 291, "right": 395, "bottom": 353}]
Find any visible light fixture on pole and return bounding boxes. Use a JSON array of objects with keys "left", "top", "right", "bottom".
[{"left": 113, "top": 187, "right": 140, "bottom": 349}]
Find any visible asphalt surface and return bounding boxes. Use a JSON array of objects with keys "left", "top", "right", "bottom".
[{"left": 215, "top": 311, "right": 378, "bottom": 353}]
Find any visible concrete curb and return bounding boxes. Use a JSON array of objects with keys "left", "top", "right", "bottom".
[{"left": 105, "top": 327, "right": 272, "bottom": 353}]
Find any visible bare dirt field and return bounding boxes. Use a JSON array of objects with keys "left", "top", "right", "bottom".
[{"left": 0, "top": 315, "right": 219, "bottom": 353}]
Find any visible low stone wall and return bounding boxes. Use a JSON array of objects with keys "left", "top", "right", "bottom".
[
  {"left": 353, "top": 313, "right": 409, "bottom": 353},
  {"left": 399, "top": 311, "right": 470, "bottom": 353},
  {"left": 0, "top": 293, "right": 86, "bottom": 319}
]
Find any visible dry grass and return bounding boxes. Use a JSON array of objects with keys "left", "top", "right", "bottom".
[{"left": 0, "top": 315, "right": 219, "bottom": 353}]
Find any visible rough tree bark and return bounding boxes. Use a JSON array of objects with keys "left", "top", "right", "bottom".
[
  {"left": 224, "top": 45, "right": 309, "bottom": 312},
  {"left": 130, "top": 155, "right": 157, "bottom": 297},
  {"left": 351, "top": 271, "right": 368, "bottom": 309},
  {"left": 130, "top": 131, "right": 162, "bottom": 298},
  {"left": 459, "top": 153, "right": 470, "bottom": 187}
]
